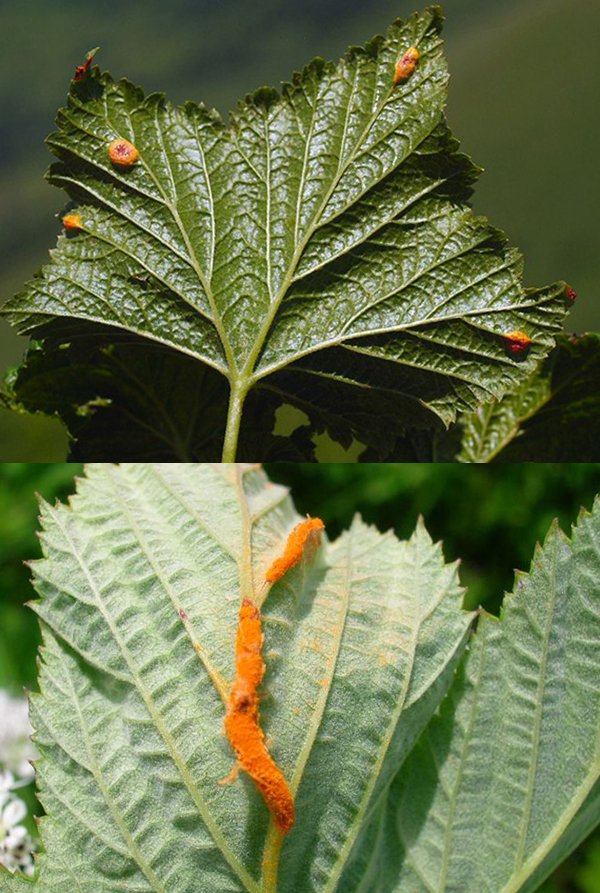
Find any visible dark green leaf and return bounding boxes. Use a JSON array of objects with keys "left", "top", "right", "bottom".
[
  {"left": 0, "top": 7, "right": 569, "bottom": 458},
  {"left": 458, "top": 333, "right": 600, "bottom": 462}
]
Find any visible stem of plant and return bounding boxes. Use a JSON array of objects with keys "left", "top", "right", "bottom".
[
  {"left": 261, "top": 825, "right": 284, "bottom": 893},
  {"left": 222, "top": 380, "right": 250, "bottom": 461}
]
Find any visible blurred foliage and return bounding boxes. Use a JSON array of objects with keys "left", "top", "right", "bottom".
[
  {"left": 266, "top": 463, "right": 600, "bottom": 613},
  {"left": 0, "top": 462, "right": 599, "bottom": 890},
  {"left": 1, "top": 0, "right": 599, "bottom": 458},
  {"left": 0, "top": 463, "right": 82, "bottom": 692}
]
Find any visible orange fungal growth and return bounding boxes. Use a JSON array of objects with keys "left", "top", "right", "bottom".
[
  {"left": 265, "top": 517, "right": 325, "bottom": 584},
  {"left": 62, "top": 212, "right": 82, "bottom": 232},
  {"left": 224, "top": 598, "right": 295, "bottom": 834},
  {"left": 108, "top": 139, "right": 140, "bottom": 168},
  {"left": 394, "top": 46, "right": 420, "bottom": 84},
  {"left": 503, "top": 330, "right": 532, "bottom": 359}
]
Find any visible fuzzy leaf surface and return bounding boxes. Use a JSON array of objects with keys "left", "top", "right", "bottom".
[
  {"left": 0, "top": 6, "right": 569, "bottom": 457},
  {"left": 373, "top": 498, "right": 600, "bottom": 893},
  {"left": 4, "top": 463, "right": 472, "bottom": 892}
]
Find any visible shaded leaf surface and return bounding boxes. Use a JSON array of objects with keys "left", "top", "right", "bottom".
[
  {"left": 5, "top": 463, "right": 472, "bottom": 892},
  {"left": 4, "top": 329, "right": 317, "bottom": 461},
  {"left": 0, "top": 6, "right": 569, "bottom": 458},
  {"left": 458, "top": 333, "right": 600, "bottom": 462}
]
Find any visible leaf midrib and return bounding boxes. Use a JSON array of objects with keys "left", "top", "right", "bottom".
[
  {"left": 321, "top": 533, "right": 428, "bottom": 893},
  {"left": 241, "top": 23, "right": 443, "bottom": 382},
  {"left": 513, "top": 541, "right": 560, "bottom": 871},
  {"left": 288, "top": 527, "right": 354, "bottom": 797}
]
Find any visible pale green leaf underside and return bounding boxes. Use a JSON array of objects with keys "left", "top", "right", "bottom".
[
  {"left": 1, "top": 6, "right": 568, "bottom": 425},
  {"left": 372, "top": 499, "right": 600, "bottom": 893},
  {"left": 7, "top": 463, "right": 473, "bottom": 893}
]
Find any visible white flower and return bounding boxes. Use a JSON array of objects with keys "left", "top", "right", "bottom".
[
  {"left": 0, "top": 792, "right": 35, "bottom": 877},
  {"left": 0, "top": 692, "right": 37, "bottom": 877},
  {"left": 0, "top": 691, "right": 37, "bottom": 782},
  {"left": 0, "top": 771, "right": 15, "bottom": 812}
]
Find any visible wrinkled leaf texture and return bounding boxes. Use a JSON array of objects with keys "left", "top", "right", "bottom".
[
  {"left": 0, "top": 466, "right": 599, "bottom": 893},
  {"left": 0, "top": 463, "right": 473, "bottom": 892},
  {"left": 458, "top": 333, "right": 600, "bottom": 462},
  {"left": 357, "top": 333, "right": 600, "bottom": 462},
  {"left": 368, "top": 498, "right": 600, "bottom": 893},
  {"left": 0, "top": 6, "right": 570, "bottom": 459}
]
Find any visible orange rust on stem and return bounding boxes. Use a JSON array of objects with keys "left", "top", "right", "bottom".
[
  {"left": 265, "top": 517, "right": 325, "bottom": 584},
  {"left": 224, "top": 598, "right": 295, "bottom": 834},
  {"left": 394, "top": 46, "right": 420, "bottom": 84}
]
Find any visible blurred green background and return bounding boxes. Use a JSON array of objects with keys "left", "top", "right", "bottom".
[
  {"left": 1, "top": 462, "right": 599, "bottom": 890},
  {"left": 0, "top": 0, "right": 598, "bottom": 459}
]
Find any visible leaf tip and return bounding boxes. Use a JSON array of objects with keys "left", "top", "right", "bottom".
[{"left": 72, "top": 46, "right": 99, "bottom": 82}]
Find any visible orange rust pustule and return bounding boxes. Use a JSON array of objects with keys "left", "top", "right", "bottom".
[
  {"left": 62, "top": 212, "right": 82, "bottom": 232},
  {"left": 224, "top": 598, "right": 295, "bottom": 833},
  {"left": 394, "top": 46, "right": 420, "bottom": 84},
  {"left": 265, "top": 517, "right": 325, "bottom": 584},
  {"left": 108, "top": 139, "right": 140, "bottom": 168},
  {"left": 503, "top": 330, "right": 532, "bottom": 359}
]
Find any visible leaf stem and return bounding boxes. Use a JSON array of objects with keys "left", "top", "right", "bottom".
[
  {"left": 222, "top": 379, "right": 249, "bottom": 461},
  {"left": 261, "top": 825, "right": 285, "bottom": 893}
]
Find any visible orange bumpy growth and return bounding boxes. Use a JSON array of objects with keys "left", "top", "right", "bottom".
[
  {"left": 503, "top": 330, "right": 532, "bottom": 358},
  {"left": 62, "top": 212, "right": 82, "bottom": 232},
  {"left": 394, "top": 46, "right": 420, "bottom": 84},
  {"left": 224, "top": 599, "right": 295, "bottom": 834},
  {"left": 108, "top": 139, "right": 140, "bottom": 168},
  {"left": 265, "top": 517, "right": 325, "bottom": 584}
]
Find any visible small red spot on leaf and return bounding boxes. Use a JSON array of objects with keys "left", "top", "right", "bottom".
[
  {"left": 565, "top": 286, "right": 577, "bottom": 302},
  {"left": 73, "top": 48, "right": 98, "bottom": 82},
  {"left": 179, "top": 608, "right": 188, "bottom": 620},
  {"left": 503, "top": 330, "right": 532, "bottom": 359}
]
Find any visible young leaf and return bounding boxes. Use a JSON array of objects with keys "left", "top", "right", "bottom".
[
  {"left": 0, "top": 7, "right": 569, "bottom": 460},
  {"left": 458, "top": 333, "right": 600, "bottom": 462},
  {"left": 10, "top": 463, "right": 472, "bottom": 891},
  {"left": 372, "top": 499, "right": 600, "bottom": 893}
]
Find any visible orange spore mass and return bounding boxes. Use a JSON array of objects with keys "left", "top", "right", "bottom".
[
  {"left": 62, "top": 212, "right": 82, "bottom": 232},
  {"left": 394, "top": 46, "right": 420, "bottom": 84},
  {"left": 503, "top": 330, "right": 532, "bottom": 358},
  {"left": 108, "top": 139, "right": 140, "bottom": 168},
  {"left": 265, "top": 517, "right": 325, "bottom": 584},
  {"left": 224, "top": 599, "right": 295, "bottom": 834}
]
